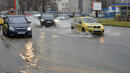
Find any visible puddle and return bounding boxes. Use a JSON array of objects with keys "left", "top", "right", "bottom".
[{"left": 100, "top": 36, "right": 104, "bottom": 44}]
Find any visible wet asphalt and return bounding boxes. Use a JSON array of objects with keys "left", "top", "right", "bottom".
[{"left": 0, "top": 16, "right": 130, "bottom": 73}]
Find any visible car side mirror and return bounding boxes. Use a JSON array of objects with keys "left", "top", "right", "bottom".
[
  {"left": 79, "top": 21, "right": 82, "bottom": 24},
  {"left": 28, "top": 21, "right": 31, "bottom": 23}
]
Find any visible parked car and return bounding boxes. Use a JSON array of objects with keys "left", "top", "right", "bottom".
[
  {"left": 0, "top": 11, "right": 9, "bottom": 18},
  {"left": 71, "top": 16, "right": 104, "bottom": 35},
  {"left": 32, "top": 11, "right": 41, "bottom": 18},
  {"left": 2, "top": 15, "right": 32, "bottom": 37},
  {"left": 69, "top": 13, "right": 74, "bottom": 18},
  {"left": 24, "top": 11, "right": 32, "bottom": 16},
  {"left": 57, "top": 14, "right": 69, "bottom": 20},
  {"left": 9, "top": 10, "right": 16, "bottom": 15},
  {"left": 74, "top": 13, "right": 81, "bottom": 17},
  {"left": 40, "top": 13, "right": 55, "bottom": 27}
]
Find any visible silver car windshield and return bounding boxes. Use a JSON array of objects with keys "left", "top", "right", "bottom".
[{"left": 42, "top": 14, "right": 54, "bottom": 18}]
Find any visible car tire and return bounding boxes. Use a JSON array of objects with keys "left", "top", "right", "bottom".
[
  {"left": 71, "top": 26, "right": 74, "bottom": 30},
  {"left": 28, "top": 35, "right": 32, "bottom": 38},
  {"left": 100, "top": 33, "right": 104, "bottom": 36},
  {"left": 7, "top": 32, "right": 11, "bottom": 37},
  {"left": 82, "top": 28, "right": 85, "bottom": 32},
  {"left": 41, "top": 22, "right": 43, "bottom": 26},
  {"left": 41, "top": 23, "right": 43, "bottom": 26},
  {"left": 3, "top": 29, "right": 8, "bottom": 36}
]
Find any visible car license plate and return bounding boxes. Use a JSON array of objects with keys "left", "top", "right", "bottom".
[
  {"left": 17, "top": 32, "right": 25, "bottom": 34},
  {"left": 47, "top": 21, "right": 51, "bottom": 23},
  {"left": 94, "top": 30, "right": 100, "bottom": 31}
]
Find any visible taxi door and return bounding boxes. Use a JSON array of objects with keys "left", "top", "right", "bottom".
[
  {"left": 76, "top": 18, "right": 82, "bottom": 31},
  {"left": 0, "top": 18, "right": 4, "bottom": 24}
]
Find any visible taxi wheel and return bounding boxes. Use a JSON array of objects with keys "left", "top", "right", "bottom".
[
  {"left": 100, "top": 33, "right": 104, "bottom": 36},
  {"left": 82, "top": 28, "right": 85, "bottom": 32},
  {"left": 71, "top": 26, "right": 74, "bottom": 30},
  {"left": 28, "top": 35, "right": 32, "bottom": 38}
]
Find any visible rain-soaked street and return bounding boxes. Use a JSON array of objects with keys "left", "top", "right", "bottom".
[{"left": 0, "top": 16, "right": 130, "bottom": 73}]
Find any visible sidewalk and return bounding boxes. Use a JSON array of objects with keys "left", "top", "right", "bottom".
[{"left": 0, "top": 33, "right": 25, "bottom": 73}]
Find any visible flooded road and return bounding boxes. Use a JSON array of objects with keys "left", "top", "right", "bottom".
[{"left": 0, "top": 16, "right": 130, "bottom": 73}]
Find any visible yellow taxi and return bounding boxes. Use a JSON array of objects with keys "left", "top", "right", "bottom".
[
  {"left": 71, "top": 17, "right": 104, "bottom": 35},
  {"left": 0, "top": 17, "right": 4, "bottom": 25}
]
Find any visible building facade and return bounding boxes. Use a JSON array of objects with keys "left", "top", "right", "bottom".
[
  {"left": 69, "top": 0, "right": 79, "bottom": 13},
  {"left": 83, "top": 0, "right": 91, "bottom": 15},
  {"left": 56, "top": 0, "right": 91, "bottom": 14},
  {"left": 56, "top": 0, "right": 69, "bottom": 13},
  {"left": 69, "top": 0, "right": 91, "bottom": 14}
]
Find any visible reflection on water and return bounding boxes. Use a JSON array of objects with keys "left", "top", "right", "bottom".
[
  {"left": 19, "top": 69, "right": 30, "bottom": 73},
  {"left": 19, "top": 41, "right": 41, "bottom": 73},
  {"left": 19, "top": 41, "right": 35, "bottom": 63},
  {"left": 100, "top": 36, "right": 104, "bottom": 44},
  {"left": 40, "top": 32, "right": 45, "bottom": 39},
  {"left": 52, "top": 34, "right": 59, "bottom": 38}
]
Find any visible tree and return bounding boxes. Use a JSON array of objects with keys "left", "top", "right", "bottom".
[{"left": 0, "top": 0, "right": 57, "bottom": 13}]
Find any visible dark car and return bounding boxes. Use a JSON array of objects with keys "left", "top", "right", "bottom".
[
  {"left": 0, "top": 11, "right": 9, "bottom": 18},
  {"left": 2, "top": 15, "right": 32, "bottom": 37},
  {"left": 40, "top": 13, "right": 55, "bottom": 27},
  {"left": 69, "top": 13, "right": 74, "bottom": 18}
]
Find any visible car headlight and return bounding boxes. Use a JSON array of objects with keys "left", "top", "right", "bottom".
[
  {"left": 101, "top": 26, "right": 104, "bottom": 29},
  {"left": 54, "top": 19, "right": 59, "bottom": 23},
  {"left": 27, "top": 27, "right": 32, "bottom": 31},
  {"left": 41, "top": 19, "right": 44, "bottom": 21},
  {"left": 9, "top": 27, "right": 15, "bottom": 31}
]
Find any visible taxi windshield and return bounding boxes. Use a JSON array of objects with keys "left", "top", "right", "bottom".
[{"left": 83, "top": 18, "right": 98, "bottom": 23}]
